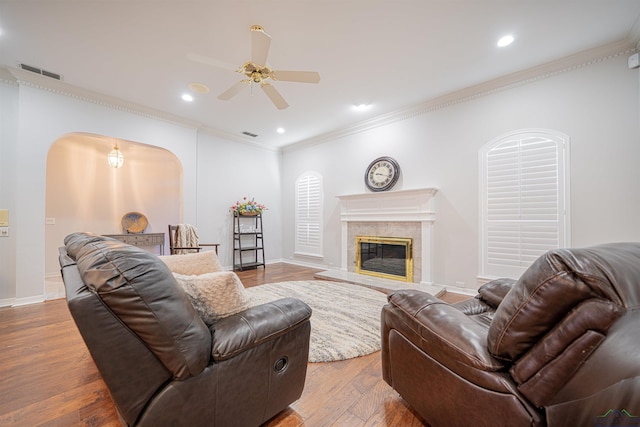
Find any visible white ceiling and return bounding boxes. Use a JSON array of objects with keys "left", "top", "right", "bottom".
[{"left": 1, "top": 1, "right": 639, "bottom": 149}]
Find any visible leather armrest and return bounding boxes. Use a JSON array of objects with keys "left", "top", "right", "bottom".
[
  {"left": 211, "top": 297, "right": 312, "bottom": 361},
  {"left": 386, "top": 290, "right": 504, "bottom": 372},
  {"left": 476, "top": 278, "right": 516, "bottom": 308}
]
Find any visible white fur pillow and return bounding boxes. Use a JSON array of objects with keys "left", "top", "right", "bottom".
[
  {"left": 173, "top": 271, "right": 249, "bottom": 325},
  {"left": 159, "top": 250, "right": 223, "bottom": 275}
]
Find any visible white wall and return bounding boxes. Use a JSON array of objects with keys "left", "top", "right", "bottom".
[
  {"left": 0, "top": 80, "right": 19, "bottom": 302},
  {"left": 1, "top": 76, "right": 282, "bottom": 304},
  {"left": 282, "top": 53, "right": 640, "bottom": 291},
  {"left": 195, "top": 131, "right": 282, "bottom": 268}
]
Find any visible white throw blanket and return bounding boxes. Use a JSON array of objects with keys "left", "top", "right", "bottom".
[{"left": 174, "top": 224, "right": 200, "bottom": 254}]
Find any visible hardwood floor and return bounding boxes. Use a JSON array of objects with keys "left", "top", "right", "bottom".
[{"left": 0, "top": 264, "right": 465, "bottom": 426}]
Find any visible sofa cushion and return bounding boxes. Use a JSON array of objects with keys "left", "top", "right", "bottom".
[
  {"left": 159, "top": 250, "right": 223, "bottom": 275},
  {"left": 173, "top": 271, "right": 250, "bottom": 325},
  {"left": 64, "top": 232, "right": 211, "bottom": 380},
  {"left": 487, "top": 243, "right": 640, "bottom": 362}
]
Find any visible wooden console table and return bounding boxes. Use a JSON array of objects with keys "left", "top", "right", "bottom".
[{"left": 104, "top": 233, "right": 165, "bottom": 255}]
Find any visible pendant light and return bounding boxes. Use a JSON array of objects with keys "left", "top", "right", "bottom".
[{"left": 108, "top": 141, "right": 124, "bottom": 168}]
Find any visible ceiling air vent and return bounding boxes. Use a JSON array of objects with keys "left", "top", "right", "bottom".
[
  {"left": 19, "top": 63, "right": 62, "bottom": 80},
  {"left": 242, "top": 131, "right": 258, "bottom": 138}
]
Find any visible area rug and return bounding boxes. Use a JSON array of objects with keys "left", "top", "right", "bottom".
[{"left": 245, "top": 280, "right": 388, "bottom": 363}]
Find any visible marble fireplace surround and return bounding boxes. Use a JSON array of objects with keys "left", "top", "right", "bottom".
[{"left": 336, "top": 188, "right": 438, "bottom": 286}]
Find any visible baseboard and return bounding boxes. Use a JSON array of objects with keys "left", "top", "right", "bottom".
[
  {"left": 0, "top": 297, "right": 15, "bottom": 308},
  {"left": 280, "top": 258, "right": 329, "bottom": 270},
  {"left": 12, "top": 295, "right": 46, "bottom": 307},
  {"left": 441, "top": 285, "right": 478, "bottom": 296}
]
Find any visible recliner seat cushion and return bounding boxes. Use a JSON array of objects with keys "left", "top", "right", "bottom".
[{"left": 65, "top": 232, "right": 211, "bottom": 380}]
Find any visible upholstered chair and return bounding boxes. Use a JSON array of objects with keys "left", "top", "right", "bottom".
[{"left": 382, "top": 243, "right": 640, "bottom": 427}]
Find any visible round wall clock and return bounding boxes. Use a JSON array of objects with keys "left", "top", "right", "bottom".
[{"left": 365, "top": 156, "right": 400, "bottom": 192}]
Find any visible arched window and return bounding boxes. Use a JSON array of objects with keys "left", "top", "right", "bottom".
[
  {"left": 295, "top": 172, "right": 323, "bottom": 257},
  {"left": 479, "top": 129, "right": 570, "bottom": 279}
]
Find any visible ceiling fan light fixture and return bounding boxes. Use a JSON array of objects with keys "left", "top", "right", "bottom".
[{"left": 200, "top": 24, "right": 319, "bottom": 110}]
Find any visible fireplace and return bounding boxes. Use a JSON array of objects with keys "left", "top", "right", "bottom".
[
  {"left": 337, "top": 188, "right": 438, "bottom": 285},
  {"left": 356, "top": 236, "right": 413, "bottom": 282}
]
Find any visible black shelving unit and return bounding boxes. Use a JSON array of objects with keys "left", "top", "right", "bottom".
[{"left": 232, "top": 212, "right": 265, "bottom": 271}]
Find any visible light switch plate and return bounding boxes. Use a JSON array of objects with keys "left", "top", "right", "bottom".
[{"left": 0, "top": 227, "right": 9, "bottom": 237}]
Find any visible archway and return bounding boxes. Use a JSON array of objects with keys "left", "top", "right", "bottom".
[{"left": 44, "top": 132, "right": 183, "bottom": 297}]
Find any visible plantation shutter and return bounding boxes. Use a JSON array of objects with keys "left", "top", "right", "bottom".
[
  {"left": 481, "top": 131, "right": 569, "bottom": 279},
  {"left": 295, "top": 173, "right": 323, "bottom": 256}
]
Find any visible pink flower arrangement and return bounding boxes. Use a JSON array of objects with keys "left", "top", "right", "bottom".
[{"left": 230, "top": 197, "right": 267, "bottom": 215}]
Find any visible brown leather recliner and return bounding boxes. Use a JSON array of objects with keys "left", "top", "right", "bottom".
[
  {"left": 382, "top": 243, "right": 640, "bottom": 427},
  {"left": 59, "top": 232, "right": 312, "bottom": 427}
]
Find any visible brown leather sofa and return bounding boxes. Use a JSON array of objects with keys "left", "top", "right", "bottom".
[
  {"left": 382, "top": 243, "right": 640, "bottom": 427},
  {"left": 59, "top": 232, "right": 312, "bottom": 427}
]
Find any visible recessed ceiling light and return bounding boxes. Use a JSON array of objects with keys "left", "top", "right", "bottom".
[
  {"left": 352, "top": 103, "right": 371, "bottom": 111},
  {"left": 188, "top": 82, "right": 210, "bottom": 94},
  {"left": 182, "top": 94, "right": 194, "bottom": 102},
  {"left": 276, "top": 127, "right": 286, "bottom": 134},
  {"left": 497, "top": 35, "right": 514, "bottom": 47}
]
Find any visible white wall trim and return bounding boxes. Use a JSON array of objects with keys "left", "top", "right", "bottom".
[
  {"left": 0, "top": 297, "right": 16, "bottom": 308},
  {"left": 12, "top": 295, "right": 46, "bottom": 307}
]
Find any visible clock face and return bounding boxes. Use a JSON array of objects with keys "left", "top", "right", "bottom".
[{"left": 365, "top": 157, "right": 400, "bottom": 192}]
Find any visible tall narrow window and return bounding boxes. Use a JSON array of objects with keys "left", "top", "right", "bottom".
[
  {"left": 480, "top": 130, "right": 570, "bottom": 279},
  {"left": 295, "top": 172, "right": 323, "bottom": 257}
]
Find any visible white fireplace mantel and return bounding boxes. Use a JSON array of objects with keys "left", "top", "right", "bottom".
[{"left": 337, "top": 187, "right": 438, "bottom": 285}]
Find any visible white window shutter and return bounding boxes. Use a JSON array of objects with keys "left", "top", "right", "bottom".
[
  {"left": 295, "top": 173, "right": 323, "bottom": 256},
  {"left": 481, "top": 131, "right": 569, "bottom": 279}
]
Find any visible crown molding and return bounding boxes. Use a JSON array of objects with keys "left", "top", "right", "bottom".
[
  {"left": 283, "top": 38, "right": 636, "bottom": 153},
  {"left": 628, "top": 13, "right": 640, "bottom": 49},
  {"left": 198, "top": 125, "right": 280, "bottom": 152},
  {"left": 4, "top": 66, "right": 279, "bottom": 152},
  {"left": 6, "top": 66, "right": 205, "bottom": 130},
  {"left": 0, "top": 67, "right": 18, "bottom": 86}
]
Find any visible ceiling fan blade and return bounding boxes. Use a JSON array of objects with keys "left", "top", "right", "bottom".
[
  {"left": 272, "top": 70, "right": 320, "bottom": 84},
  {"left": 251, "top": 27, "right": 271, "bottom": 66},
  {"left": 187, "top": 53, "right": 238, "bottom": 71},
  {"left": 261, "top": 83, "right": 289, "bottom": 110},
  {"left": 217, "top": 80, "right": 249, "bottom": 100}
]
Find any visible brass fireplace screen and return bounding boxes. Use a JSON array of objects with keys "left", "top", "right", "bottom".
[{"left": 356, "top": 236, "right": 413, "bottom": 282}]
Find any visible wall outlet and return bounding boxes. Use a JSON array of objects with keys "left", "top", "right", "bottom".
[
  {"left": 0, "top": 227, "right": 9, "bottom": 237},
  {"left": 45, "top": 217, "right": 56, "bottom": 225}
]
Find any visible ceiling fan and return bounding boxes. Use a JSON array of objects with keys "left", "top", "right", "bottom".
[{"left": 189, "top": 25, "right": 320, "bottom": 110}]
